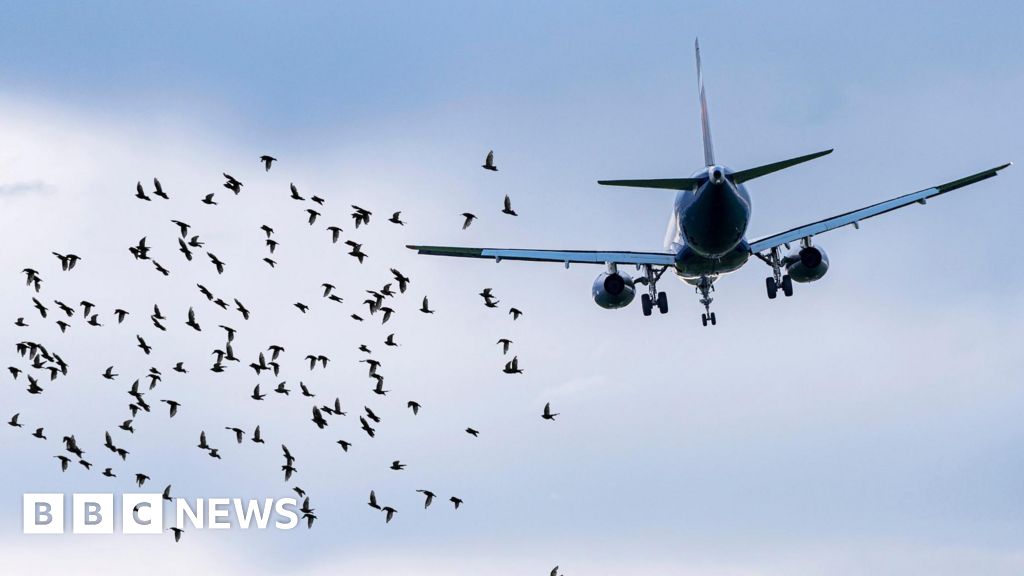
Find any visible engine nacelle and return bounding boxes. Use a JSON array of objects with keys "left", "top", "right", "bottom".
[
  {"left": 592, "top": 271, "right": 636, "bottom": 309},
  {"left": 785, "top": 245, "right": 829, "bottom": 283}
]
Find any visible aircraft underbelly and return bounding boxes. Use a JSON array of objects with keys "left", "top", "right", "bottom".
[{"left": 673, "top": 242, "right": 749, "bottom": 281}]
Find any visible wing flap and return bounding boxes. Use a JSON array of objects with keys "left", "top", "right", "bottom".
[
  {"left": 748, "top": 163, "right": 1011, "bottom": 254},
  {"left": 407, "top": 245, "right": 675, "bottom": 266}
]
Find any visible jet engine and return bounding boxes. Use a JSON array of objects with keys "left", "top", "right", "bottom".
[
  {"left": 592, "top": 271, "right": 636, "bottom": 309},
  {"left": 785, "top": 244, "right": 829, "bottom": 283}
]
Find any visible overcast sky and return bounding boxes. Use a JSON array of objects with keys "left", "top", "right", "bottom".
[{"left": 0, "top": 2, "right": 1022, "bottom": 575}]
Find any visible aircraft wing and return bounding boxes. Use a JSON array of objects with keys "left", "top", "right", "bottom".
[
  {"left": 747, "top": 163, "right": 1011, "bottom": 254},
  {"left": 407, "top": 245, "right": 675, "bottom": 266}
]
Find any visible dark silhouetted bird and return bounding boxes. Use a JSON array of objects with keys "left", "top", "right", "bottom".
[
  {"left": 389, "top": 211, "right": 405, "bottom": 225},
  {"left": 260, "top": 155, "right": 277, "bottom": 171},
  {"left": 391, "top": 268, "right": 410, "bottom": 293},
  {"left": 345, "top": 240, "right": 367, "bottom": 263},
  {"left": 52, "top": 252, "right": 81, "bottom": 271},
  {"left": 461, "top": 212, "right": 477, "bottom": 229},
  {"left": 482, "top": 150, "right": 498, "bottom": 171},
  {"left": 417, "top": 490, "right": 436, "bottom": 508},
  {"left": 351, "top": 206, "right": 371, "bottom": 228},
  {"left": 542, "top": 402, "right": 559, "bottom": 420},
  {"left": 503, "top": 356, "right": 523, "bottom": 374},
  {"left": 502, "top": 194, "right": 517, "bottom": 216},
  {"left": 153, "top": 178, "right": 168, "bottom": 199},
  {"left": 223, "top": 173, "right": 243, "bottom": 194}
]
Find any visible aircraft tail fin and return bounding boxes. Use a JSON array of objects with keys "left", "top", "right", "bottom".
[
  {"left": 729, "top": 149, "right": 834, "bottom": 184},
  {"left": 696, "top": 38, "right": 714, "bottom": 167}
]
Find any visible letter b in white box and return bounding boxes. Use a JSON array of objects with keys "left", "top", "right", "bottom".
[
  {"left": 23, "top": 493, "right": 64, "bottom": 534},
  {"left": 73, "top": 493, "right": 114, "bottom": 534},
  {"left": 122, "top": 493, "right": 163, "bottom": 534}
]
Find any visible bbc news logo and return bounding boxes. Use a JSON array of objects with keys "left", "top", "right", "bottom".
[{"left": 23, "top": 493, "right": 300, "bottom": 534}]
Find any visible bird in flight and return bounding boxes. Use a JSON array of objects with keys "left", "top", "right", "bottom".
[
  {"left": 420, "top": 296, "right": 434, "bottom": 314},
  {"left": 222, "top": 173, "right": 243, "bottom": 194},
  {"left": 482, "top": 150, "right": 498, "bottom": 171},
  {"left": 388, "top": 211, "right": 405, "bottom": 225},
  {"left": 461, "top": 212, "right": 477, "bottom": 230},
  {"left": 497, "top": 338, "right": 512, "bottom": 354},
  {"left": 52, "top": 252, "right": 81, "bottom": 271},
  {"left": 351, "top": 206, "right": 372, "bottom": 228},
  {"left": 135, "top": 181, "right": 151, "bottom": 201},
  {"left": 260, "top": 155, "right": 277, "bottom": 171},
  {"left": 542, "top": 402, "right": 559, "bottom": 421},
  {"left": 502, "top": 194, "right": 518, "bottom": 216},
  {"left": 503, "top": 356, "right": 523, "bottom": 374},
  {"left": 417, "top": 489, "right": 436, "bottom": 508},
  {"left": 153, "top": 178, "right": 169, "bottom": 200}
]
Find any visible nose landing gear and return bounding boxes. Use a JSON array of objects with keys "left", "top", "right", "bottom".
[{"left": 696, "top": 275, "right": 717, "bottom": 327}]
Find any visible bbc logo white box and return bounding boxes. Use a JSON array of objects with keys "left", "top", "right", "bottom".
[
  {"left": 122, "top": 493, "right": 163, "bottom": 534},
  {"left": 23, "top": 493, "right": 64, "bottom": 534},
  {"left": 72, "top": 493, "right": 114, "bottom": 534}
]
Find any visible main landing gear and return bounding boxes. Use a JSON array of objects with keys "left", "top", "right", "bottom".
[
  {"left": 638, "top": 264, "right": 668, "bottom": 316},
  {"left": 696, "top": 275, "right": 717, "bottom": 327},
  {"left": 760, "top": 247, "right": 793, "bottom": 299}
]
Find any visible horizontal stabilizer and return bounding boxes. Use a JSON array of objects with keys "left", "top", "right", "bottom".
[
  {"left": 730, "top": 149, "right": 833, "bottom": 184},
  {"left": 597, "top": 178, "right": 701, "bottom": 191}
]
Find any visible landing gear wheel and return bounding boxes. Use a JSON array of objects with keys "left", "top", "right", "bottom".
[
  {"left": 781, "top": 274, "right": 793, "bottom": 297},
  {"left": 765, "top": 277, "right": 778, "bottom": 299},
  {"left": 701, "top": 313, "right": 708, "bottom": 327},
  {"left": 656, "top": 291, "right": 668, "bottom": 314},
  {"left": 641, "top": 293, "right": 653, "bottom": 316},
  {"left": 709, "top": 312, "right": 716, "bottom": 325}
]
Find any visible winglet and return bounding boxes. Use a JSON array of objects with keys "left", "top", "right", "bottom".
[
  {"left": 696, "top": 38, "right": 714, "bottom": 167},
  {"left": 934, "top": 162, "right": 1011, "bottom": 194}
]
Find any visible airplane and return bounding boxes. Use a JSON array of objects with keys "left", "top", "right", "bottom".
[{"left": 408, "top": 40, "right": 1010, "bottom": 326}]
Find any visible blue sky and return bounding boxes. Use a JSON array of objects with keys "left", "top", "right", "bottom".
[{"left": 0, "top": 2, "right": 1022, "bottom": 575}]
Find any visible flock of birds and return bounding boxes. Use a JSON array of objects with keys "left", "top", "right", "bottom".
[{"left": 6, "top": 148, "right": 563, "bottom": 564}]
